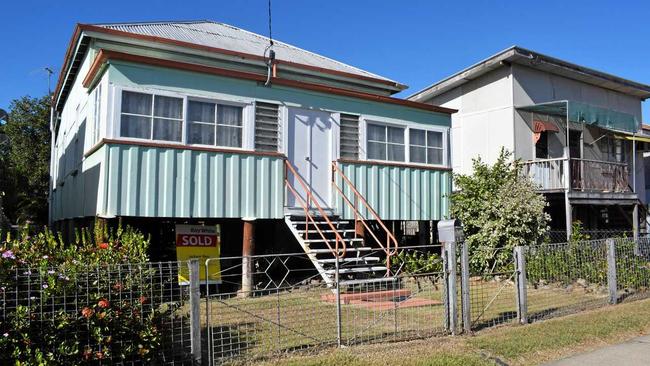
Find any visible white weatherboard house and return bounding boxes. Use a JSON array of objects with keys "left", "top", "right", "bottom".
[
  {"left": 409, "top": 46, "right": 650, "bottom": 240},
  {"left": 50, "top": 21, "right": 455, "bottom": 285}
]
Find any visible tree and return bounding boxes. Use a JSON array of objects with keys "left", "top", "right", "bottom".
[
  {"left": 450, "top": 148, "right": 550, "bottom": 273},
  {"left": 1, "top": 95, "right": 51, "bottom": 225}
]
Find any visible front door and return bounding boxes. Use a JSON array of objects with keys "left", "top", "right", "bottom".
[{"left": 287, "top": 108, "right": 333, "bottom": 208}]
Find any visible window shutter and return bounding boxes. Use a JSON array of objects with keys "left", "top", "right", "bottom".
[
  {"left": 254, "top": 102, "right": 280, "bottom": 152},
  {"left": 339, "top": 114, "right": 360, "bottom": 159}
]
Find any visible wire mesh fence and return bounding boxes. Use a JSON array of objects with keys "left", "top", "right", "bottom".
[
  {"left": 614, "top": 237, "right": 650, "bottom": 303},
  {"left": 0, "top": 261, "right": 193, "bottom": 365},
  {"left": 204, "top": 245, "right": 448, "bottom": 364},
  {"left": 524, "top": 241, "right": 610, "bottom": 321},
  {"left": 465, "top": 246, "right": 518, "bottom": 331}
]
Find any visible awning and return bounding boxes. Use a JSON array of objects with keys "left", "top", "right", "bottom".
[
  {"left": 533, "top": 120, "right": 559, "bottom": 133},
  {"left": 517, "top": 100, "right": 640, "bottom": 133}
]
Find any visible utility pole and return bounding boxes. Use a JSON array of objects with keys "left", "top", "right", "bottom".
[{"left": 44, "top": 67, "right": 54, "bottom": 95}]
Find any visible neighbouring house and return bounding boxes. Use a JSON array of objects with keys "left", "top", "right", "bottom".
[
  {"left": 409, "top": 46, "right": 650, "bottom": 241},
  {"left": 49, "top": 20, "right": 454, "bottom": 285}
]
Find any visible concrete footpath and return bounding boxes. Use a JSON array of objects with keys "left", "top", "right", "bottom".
[{"left": 545, "top": 335, "right": 650, "bottom": 366}]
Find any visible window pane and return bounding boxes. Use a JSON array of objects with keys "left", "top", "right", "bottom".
[
  {"left": 154, "top": 95, "right": 183, "bottom": 119},
  {"left": 387, "top": 144, "right": 405, "bottom": 161},
  {"left": 410, "top": 129, "right": 426, "bottom": 146},
  {"left": 121, "top": 115, "right": 151, "bottom": 139},
  {"left": 218, "top": 105, "right": 243, "bottom": 126},
  {"left": 367, "top": 124, "right": 386, "bottom": 142},
  {"left": 122, "top": 91, "right": 152, "bottom": 115},
  {"left": 188, "top": 101, "right": 215, "bottom": 123},
  {"left": 387, "top": 126, "right": 404, "bottom": 144},
  {"left": 217, "top": 126, "right": 242, "bottom": 147},
  {"left": 153, "top": 118, "right": 182, "bottom": 142},
  {"left": 367, "top": 141, "right": 386, "bottom": 160},
  {"left": 188, "top": 122, "right": 215, "bottom": 145},
  {"left": 428, "top": 148, "right": 443, "bottom": 165},
  {"left": 427, "top": 131, "right": 443, "bottom": 148},
  {"left": 410, "top": 146, "right": 426, "bottom": 163}
]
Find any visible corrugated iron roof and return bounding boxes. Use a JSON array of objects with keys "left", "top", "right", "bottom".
[{"left": 94, "top": 20, "right": 399, "bottom": 85}]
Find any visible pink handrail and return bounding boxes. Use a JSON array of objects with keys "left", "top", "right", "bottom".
[
  {"left": 331, "top": 162, "right": 399, "bottom": 271},
  {"left": 285, "top": 160, "right": 347, "bottom": 258}
]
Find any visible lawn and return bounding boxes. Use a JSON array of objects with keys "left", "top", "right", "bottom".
[
  {"left": 249, "top": 297, "right": 650, "bottom": 366},
  {"left": 202, "top": 276, "right": 609, "bottom": 364}
]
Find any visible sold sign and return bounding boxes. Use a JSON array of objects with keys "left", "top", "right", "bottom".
[{"left": 175, "top": 225, "right": 218, "bottom": 247}]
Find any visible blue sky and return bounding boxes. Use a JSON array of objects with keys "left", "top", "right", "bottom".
[{"left": 1, "top": 0, "right": 648, "bottom": 119}]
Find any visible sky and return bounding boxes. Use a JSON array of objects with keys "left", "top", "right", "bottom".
[{"left": 1, "top": 0, "right": 649, "bottom": 119}]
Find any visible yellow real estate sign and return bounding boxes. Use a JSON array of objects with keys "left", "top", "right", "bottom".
[{"left": 175, "top": 224, "right": 221, "bottom": 285}]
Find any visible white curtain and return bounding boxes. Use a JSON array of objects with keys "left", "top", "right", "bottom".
[{"left": 217, "top": 105, "right": 242, "bottom": 147}]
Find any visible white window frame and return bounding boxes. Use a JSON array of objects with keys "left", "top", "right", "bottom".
[
  {"left": 186, "top": 96, "right": 251, "bottom": 151},
  {"left": 362, "top": 117, "right": 449, "bottom": 168},
  {"left": 112, "top": 86, "right": 254, "bottom": 150},
  {"left": 408, "top": 128, "right": 445, "bottom": 165},
  {"left": 118, "top": 90, "right": 185, "bottom": 143}
]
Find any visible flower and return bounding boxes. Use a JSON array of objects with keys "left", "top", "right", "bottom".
[
  {"left": 81, "top": 307, "right": 94, "bottom": 318},
  {"left": 98, "top": 242, "right": 109, "bottom": 250},
  {"left": 95, "top": 351, "right": 104, "bottom": 360},
  {"left": 112, "top": 282, "right": 123, "bottom": 291},
  {"left": 47, "top": 270, "right": 55, "bottom": 274},
  {"left": 98, "top": 299, "right": 110, "bottom": 308},
  {"left": 42, "top": 255, "right": 48, "bottom": 259},
  {"left": 3, "top": 333, "right": 8, "bottom": 337},
  {"left": 2, "top": 250, "right": 15, "bottom": 260},
  {"left": 139, "top": 296, "right": 148, "bottom": 305},
  {"left": 42, "top": 284, "right": 48, "bottom": 289}
]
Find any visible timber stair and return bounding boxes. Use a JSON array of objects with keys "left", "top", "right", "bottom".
[{"left": 284, "top": 214, "right": 389, "bottom": 288}]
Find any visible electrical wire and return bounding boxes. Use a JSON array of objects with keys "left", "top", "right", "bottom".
[{"left": 264, "top": 0, "right": 275, "bottom": 86}]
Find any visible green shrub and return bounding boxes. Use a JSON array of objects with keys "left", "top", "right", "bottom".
[
  {"left": 450, "top": 149, "right": 550, "bottom": 274},
  {"left": 0, "top": 222, "right": 177, "bottom": 365}
]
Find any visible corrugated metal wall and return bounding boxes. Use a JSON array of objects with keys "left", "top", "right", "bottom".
[
  {"left": 102, "top": 144, "right": 285, "bottom": 219},
  {"left": 335, "top": 162, "right": 451, "bottom": 221}
]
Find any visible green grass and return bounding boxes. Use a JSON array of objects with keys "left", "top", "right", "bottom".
[
  {"left": 203, "top": 278, "right": 616, "bottom": 364},
  {"left": 243, "top": 298, "right": 650, "bottom": 366}
]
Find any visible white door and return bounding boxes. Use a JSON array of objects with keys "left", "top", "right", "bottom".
[{"left": 287, "top": 108, "right": 334, "bottom": 208}]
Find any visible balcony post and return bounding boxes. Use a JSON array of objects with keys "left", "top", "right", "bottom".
[{"left": 563, "top": 148, "right": 572, "bottom": 241}]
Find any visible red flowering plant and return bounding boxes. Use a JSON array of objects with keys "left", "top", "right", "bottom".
[{"left": 0, "top": 221, "right": 179, "bottom": 365}]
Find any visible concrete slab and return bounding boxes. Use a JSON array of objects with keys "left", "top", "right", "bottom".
[{"left": 545, "top": 335, "right": 650, "bottom": 366}]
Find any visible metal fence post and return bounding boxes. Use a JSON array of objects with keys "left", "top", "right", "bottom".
[
  {"left": 514, "top": 246, "right": 528, "bottom": 324},
  {"left": 335, "top": 257, "right": 342, "bottom": 347},
  {"left": 460, "top": 241, "right": 471, "bottom": 333},
  {"left": 443, "top": 241, "right": 458, "bottom": 335},
  {"left": 188, "top": 259, "right": 202, "bottom": 364},
  {"left": 606, "top": 238, "right": 618, "bottom": 304}
]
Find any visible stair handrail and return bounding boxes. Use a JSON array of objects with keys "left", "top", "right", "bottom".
[
  {"left": 331, "top": 162, "right": 399, "bottom": 263},
  {"left": 284, "top": 160, "right": 347, "bottom": 258}
]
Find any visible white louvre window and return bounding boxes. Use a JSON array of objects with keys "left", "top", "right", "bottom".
[
  {"left": 188, "top": 101, "right": 243, "bottom": 148},
  {"left": 339, "top": 114, "right": 360, "bottom": 159},
  {"left": 367, "top": 123, "right": 405, "bottom": 162},
  {"left": 120, "top": 91, "right": 183, "bottom": 142},
  {"left": 254, "top": 102, "right": 280, "bottom": 152},
  {"left": 409, "top": 129, "right": 443, "bottom": 165}
]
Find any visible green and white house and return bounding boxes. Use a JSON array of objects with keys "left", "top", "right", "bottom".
[{"left": 50, "top": 21, "right": 454, "bottom": 281}]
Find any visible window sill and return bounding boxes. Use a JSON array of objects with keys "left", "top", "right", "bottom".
[
  {"left": 85, "top": 138, "right": 286, "bottom": 158},
  {"left": 337, "top": 158, "right": 452, "bottom": 171}
]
